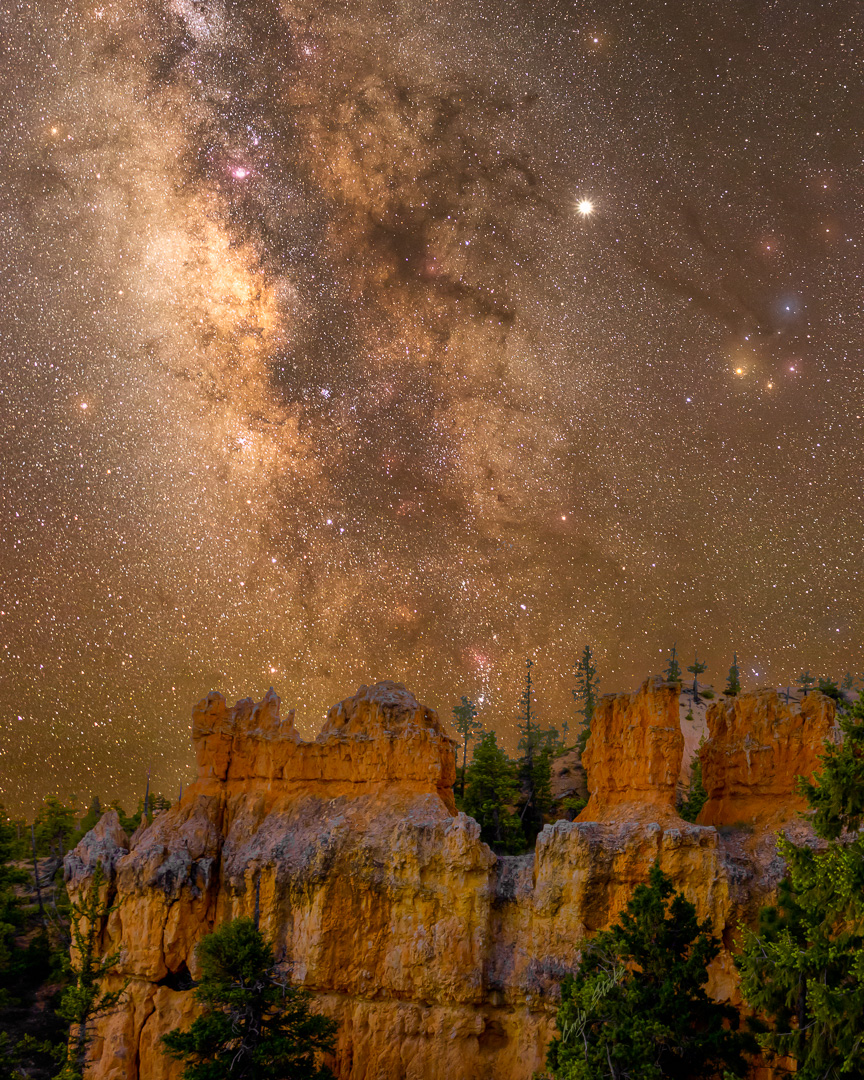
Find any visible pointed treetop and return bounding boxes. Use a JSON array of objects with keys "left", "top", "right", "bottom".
[
  {"left": 664, "top": 642, "right": 682, "bottom": 683},
  {"left": 724, "top": 652, "right": 741, "bottom": 696}
]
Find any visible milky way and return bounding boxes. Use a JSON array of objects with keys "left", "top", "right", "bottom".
[{"left": 1, "top": 0, "right": 862, "bottom": 814}]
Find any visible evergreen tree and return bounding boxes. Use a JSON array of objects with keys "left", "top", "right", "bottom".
[
  {"left": 461, "top": 732, "right": 525, "bottom": 854},
  {"left": 77, "top": 798, "right": 102, "bottom": 839},
  {"left": 452, "top": 697, "right": 482, "bottom": 799},
  {"left": 687, "top": 651, "right": 707, "bottom": 704},
  {"left": 678, "top": 757, "right": 708, "bottom": 823},
  {"left": 797, "top": 669, "right": 815, "bottom": 695},
  {"left": 547, "top": 863, "right": 753, "bottom": 1079},
  {"left": 663, "top": 642, "right": 682, "bottom": 683},
  {"left": 841, "top": 672, "right": 854, "bottom": 692},
  {"left": 737, "top": 693, "right": 864, "bottom": 1076},
  {"left": 162, "top": 918, "right": 336, "bottom": 1080},
  {"left": 0, "top": 806, "right": 27, "bottom": 1011},
  {"left": 797, "top": 692, "right": 864, "bottom": 840},
  {"left": 572, "top": 646, "right": 600, "bottom": 750},
  {"left": 816, "top": 676, "right": 843, "bottom": 707},
  {"left": 516, "top": 659, "right": 553, "bottom": 845},
  {"left": 521, "top": 746, "right": 553, "bottom": 846},
  {"left": 55, "top": 864, "right": 125, "bottom": 1079},
  {"left": 34, "top": 797, "right": 77, "bottom": 860},
  {"left": 723, "top": 652, "right": 741, "bottom": 696}
]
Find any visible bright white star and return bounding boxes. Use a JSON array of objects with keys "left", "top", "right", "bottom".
[{"left": 577, "top": 199, "right": 594, "bottom": 216}]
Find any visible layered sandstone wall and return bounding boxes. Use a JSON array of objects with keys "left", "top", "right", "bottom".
[
  {"left": 65, "top": 679, "right": 835, "bottom": 1080},
  {"left": 698, "top": 689, "right": 836, "bottom": 827},
  {"left": 578, "top": 677, "right": 684, "bottom": 822}
]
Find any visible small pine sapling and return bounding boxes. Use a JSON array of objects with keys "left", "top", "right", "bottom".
[
  {"left": 687, "top": 651, "right": 707, "bottom": 704},
  {"left": 663, "top": 642, "right": 682, "bottom": 683},
  {"left": 723, "top": 652, "right": 741, "bottom": 696}
]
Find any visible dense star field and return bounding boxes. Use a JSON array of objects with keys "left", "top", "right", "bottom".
[{"left": 0, "top": 0, "right": 861, "bottom": 814}]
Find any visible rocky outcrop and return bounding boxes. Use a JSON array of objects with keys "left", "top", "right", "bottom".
[
  {"left": 698, "top": 690, "right": 836, "bottom": 827},
  {"left": 65, "top": 680, "right": 825, "bottom": 1080},
  {"left": 578, "top": 677, "right": 684, "bottom": 823}
]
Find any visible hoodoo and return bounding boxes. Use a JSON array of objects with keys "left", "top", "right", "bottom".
[{"left": 66, "top": 680, "right": 836, "bottom": 1079}]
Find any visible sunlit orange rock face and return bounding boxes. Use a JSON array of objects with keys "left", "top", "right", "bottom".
[
  {"left": 65, "top": 679, "right": 822, "bottom": 1080},
  {"left": 698, "top": 689, "right": 836, "bottom": 827},
  {"left": 578, "top": 677, "right": 684, "bottom": 823}
]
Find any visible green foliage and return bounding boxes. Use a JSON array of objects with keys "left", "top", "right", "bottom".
[
  {"left": 515, "top": 659, "right": 553, "bottom": 845},
  {"left": 724, "top": 652, "right": 741, "bottom": 696},
  {"left": 110, "top": 800, "right": 143, "bottom": 835},
  {"left": 547, "top": 863, "right": 753, "bottom": 1079},
  {"left": 816, "top": 676, "right": 843, "bottom": 707},
  {"left": 797, "top": 694, "right": 864, "bottom": 840},
  {"left": 55, "top": 864, "right": 125, "bottom": 1078},
  {"left": 663, "top": 642, "right": 682, "bottom": 683},
  {"left": 452, "top": 697, "right": 482, "bottom": 798},
  {"left": 560, "top": 796, "right": 586, "bottom": 820},
  {"left": 699, "top": 689, "right": 715, "bottom": 700},
  {"left": 687, "top": 651, "right": 707, "bottom": 703},
  {"left": 737, "top": 835, "right": 864, "bottom": 1078},
  {"left": 461, "top": 732, "right": 525, "bottom": 854},
  {"left": 517, "top": 657, "right": 538, "bottom": 761},
  {"left": 77, "top": 798, "right": 102, "bottom": 840},
  {"left": 34, "top": 798, "right": 77, "bottom": 859},
  {"left": 0, "top": 807, "right": 28, "bottom": 1012},
  {"left": 797, "top": 669, "right": 815, "bottom": 694},
  {"left": 520, "top": 746, "right": 553, "bottom": 847},
  {"left": 162, "top": 918, "right": 336, "bottom": 1079},
  {"left": 573, "top": 646, "right": 600, "bottom": 747},
  {"left": 736, "top": 695, "right": 864, "bottom": 1077},
  {"left": 679, "top": 758, "right": 708, "bottom": 823},
  {"left": 841, "top": 672, "right": 854, "bottom": 692}
]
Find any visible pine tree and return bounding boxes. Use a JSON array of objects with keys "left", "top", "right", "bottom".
[
  {"left": 796, "top": 692, "right": 864, "bottom": 840},
  {"left": 521, "top": 746, "right": 553, "bottom": 847},
  {"left": 461, "top": 732, "right": 525, "bottom": 854},
  {"left": 687, "top": 651, "right": 707, "bottom": 704},
  {"left": 517, "top": 658, "right": 537, "bottom": 792},
  {"left": 797, "top": 669, "right": 815, "bottom": 695},
  {"left": 737, "top": 693, "right": 864, "bottom": 1076},
  {"left": 55, "top": 864, "right": 125, "bottom": 1079},
  {"left": 841, "top": 672, "right": 854, "bottom": 692},
  {"left": 815, "top": 676, "right": 843, "bottom": 707},
  {"left": 678, "top": 757, "right": 707, "bottom": 823},
  {"left": 34, "top": 797, "right": 77, "bottom": 860},
  {"left": 547, "top": 862, "right": 753, "bottom": 1079},
  {"left": 723, "top": 652, "right": 741, "bottom": 696},
  {"left": 573, "top": 646, "right": 600, "bottom": 750},
  {"left": 162, "top": 918, "right": 336, "bottom": 1080},
  {"left": 77, "top": 798, "right": 102, "bottom": 839},
  {"left": 516, "top": 660, "right": 553, "bottom": 845},
  {"left": 452, "top": 697, "right": 482, "bottom": 799},
  {"left": 663, "top": 642, "right": 682, "bottom": 683},
  {"left": 0, "top": 806, "right": 27, "bottom": 1011}
]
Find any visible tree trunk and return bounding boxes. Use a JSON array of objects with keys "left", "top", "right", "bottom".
[{"left": 30, "top": 824, "right": 46, "bottom": 928}]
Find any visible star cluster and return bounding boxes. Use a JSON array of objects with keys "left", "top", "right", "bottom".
[{"left": 1, "top": 0, "right": 862, "bottom": 814}]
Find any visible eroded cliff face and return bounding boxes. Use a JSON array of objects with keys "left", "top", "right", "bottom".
[
  {"left": 66, "top": 679, "right": 834, "bottom": 1080},
  {"left": 698, "top": 689, "right": 836, "bottom": 828},
  {"left": 579, "top": 677, "right": 683, "bottom": 823}
]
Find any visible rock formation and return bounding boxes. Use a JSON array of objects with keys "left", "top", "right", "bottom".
[
  {"left": 698, "top": 689, "right": 836, "bottom": 827},
  {"left": 578, "top": 677, "right": 684, "bottom": 823},
  {"left": 65, "top": 679, "right": 834, "bottom": 1080}
]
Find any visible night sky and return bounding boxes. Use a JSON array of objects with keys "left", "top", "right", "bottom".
[{"left": 1, "top": 0, "right": 861, "bottom": 816}]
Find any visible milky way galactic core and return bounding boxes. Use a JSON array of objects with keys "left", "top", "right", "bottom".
[{"left": 1, "top": 0, "right": 861, "bottom": 813}]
